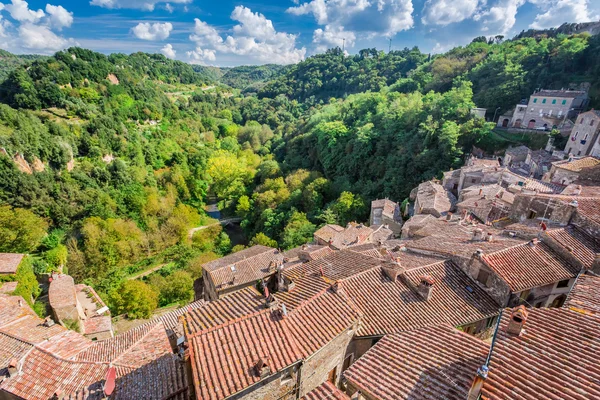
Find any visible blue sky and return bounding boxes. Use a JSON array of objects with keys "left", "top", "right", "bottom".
[{"left": 0, "top": 0, "right": 598, "bottom": 66}]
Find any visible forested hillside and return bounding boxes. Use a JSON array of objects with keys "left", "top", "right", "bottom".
[
  {"left": 0, "top": 50, "right": 48, "bottom": 83},
  {"left": 0, "top": 29, "right": 597, "bottom": 319}
]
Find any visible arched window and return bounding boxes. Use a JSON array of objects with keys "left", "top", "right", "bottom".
[
  {"left": 527, "top": 119, "right": 536, "bottom": 129},
  {"left": 502, "top": 118, "right": 509, "bottom": 127},
  {"left": 514, "top": 119, "right": 522, "bottom": 128}
]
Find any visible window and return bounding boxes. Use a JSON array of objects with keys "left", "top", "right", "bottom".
[
  {"left": 578, "top": 150, "right": 582, "bottom": 156},
  {"left": 580, "top": 118, "right": 584, "bottom": 124},
  {"left": 562, "top": 100, "right": 567, "bottom": 105},
  {"left": 591, "top": 120, "right": 595, "bottom": 127},
  {"left": 542, "top": 98, "right": 546, "bottom": 104},
  {"left": 556, "top": 279, "right": 570, "bottom": 288},
  {"left": 558, "top": 110, "right": 563, "bottom": 117},
  {"left": 527, "top": 210, "right": 537, "bottom": 219},
  {"left": 548, "top": 110, "right": 552, "bottom": 116},
  {"left": 533, "top": 98, "right": 538, "bottom": 103},
  {"left": 574, "top": 131, "right": 578, "bottom": 139},
  {"left": 552, "top": 99, "right": 556, "bottom": 104},
  {"left": 471, "top": 178, "right": 477, "bottom": 183},
  {"left": 476, "top": 268, "right": 491, "bottom": 286}
]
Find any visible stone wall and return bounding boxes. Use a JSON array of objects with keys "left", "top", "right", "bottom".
[
  {"left": 299, "top": 324, "right": 357, "bottom": 397},
  {"left": 230, "top": 364, "right": 299, "bottom": 400},
  {"left": 457, "top": 255, "right": 511, "bottom": 307},
  {"left": 510, "top": 195, "right": 575, "bottom": 225},
  {"left": 572, "top": 210, "right": 600, "bottom": 238}
]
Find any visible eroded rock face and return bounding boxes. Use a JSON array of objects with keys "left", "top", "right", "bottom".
[
  {"left": 102, "top": 154, "right": 114, "bottom": 164},
  {"left": 67, "top": 158, "right": 75, "bottom": 172},
  {"left": 32, "top": 157, "right": 45, "bottom": 172},
  {"left": 13, "top": 153, "right": 33, "bottom": 174},
  {"left": 107, "top": 74, "right": 119, "bottom": 85}
]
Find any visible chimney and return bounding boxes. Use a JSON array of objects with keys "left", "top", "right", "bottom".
[
  {"left": 574, "top": 185, "right": 582, "bottom": 196},
  {"left": 382, "top": 265, "right": 402, "bottom": 282},
  {"left": 254, "top": 359, "right": 271, "bottom": 379},
  {"left": 416, "top": 275, "right": 435, "bottom": 301},
  {"left": 506, "top": 305, "right": 528, "bottom": 336},
  {"left": 472, "top": 229, "right": 484, "bottom": 241},
  {"left": 473, "top": 249, "right": 484, "bottom": 259},
  {"left": 7, "top": 358, "right": 18, "bottom": 378},
  {"left": 528, "top": 238, "right": 538, "bottom": 247},
  {"left": 467, "top": 365, "right": 489, "bottom": 400},
  {"left": 44, "top": 316, "right": 55, "bottom": 327},
  {"left": 485, "top": 233, "right": 493, "bottom": 242}
]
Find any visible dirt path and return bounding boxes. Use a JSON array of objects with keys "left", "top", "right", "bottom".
[{"left": 127, "top": 263, "right": 167, "bottom": 280}]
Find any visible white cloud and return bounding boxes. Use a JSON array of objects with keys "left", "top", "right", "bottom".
[
  {"left": 164, "top": 3, "right": 173, "bottom": 13},
  {"left": 313, "top": 25, "right": 355, "bottom": 52},
  {"left": 161, "top": 43, "right": 176, "bottom": 59},
  {"left": 474, "top": 0, "right": 525, "bottom": 35},
  {"left": 3, "top": 0, "right": 45, "bottom": 23},
  {"left": 422, "top": 0, "right": 479, "bottom": 26},
  {"left": 287, "top": 0, "right": 414, "bottom": 37},
  {"left": 18, "top": 22, "right": 71, "bottom": 50},
  {"left": 188, "top": 6, "right": 306, "bottom": 65},
  {"left": 530, "top": 0, "right": 595, "bottom": 29},
  {"left": 45, "top": 4, "right": 73, "bottom": 30},
  {"left": 132, "top": 22, "right": 173, "bottom": 40},
  {"left": 90, "top": 0, "right": 191, "bottom": 12}
]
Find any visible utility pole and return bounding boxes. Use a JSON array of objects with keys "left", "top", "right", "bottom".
[
  {"left": 342, "top": 38, "right": 345, "bottom": 54},
  {"left": 389, "top": 38, "right": 392, "bottom": 53}
]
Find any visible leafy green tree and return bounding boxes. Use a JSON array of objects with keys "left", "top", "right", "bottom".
[
  {"left": 108, "top": 280, "right": 158, "bottom": 319},
  {"left": 249, "top": 232, "right": 278, "bottom": 247},
  {"left": 13, "top": 256, "right": 41, "bottom": 305},
  {"left": 282, "top": 211, "right": 316, "bottom": 249},
  {"left": 150, "top": 270, "right": 194, "bottom": 306},
  {"left": 0, "top": 206, "right": 48, "bottom": 253},
  {"left": 329, "top": 191, "right": 367, "bottom": 225}
]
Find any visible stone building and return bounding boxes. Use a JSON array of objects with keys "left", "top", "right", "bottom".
[
  {"left": 313, "top": 223, "right": 394, "bottom": 250},
  {"left": 543, "top": 156, "right": 600, "bottom": 184},
  {"left": 369, "top": 199, "right": 403, "bottom": 235},
  {"left": 411, "top": 181, "right": 457, "bottom": 217},
  {"left": 565, "top": 110, "right": 600, "bottom": 156},
  {"left": 503, "top": 145, "right": 531, "bottom": 167},
  {"left": 199, "top": 245, "right": 284, "bottom": 301},
  {"left": 498, "top": 89, "right": 588, "bottom": 130}
]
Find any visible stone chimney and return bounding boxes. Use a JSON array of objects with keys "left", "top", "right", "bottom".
[
  {"left": 416, "top": 275, "right": 435, "bottom": 301},
  {"left": 485, "top": 233, "right": 493, "bottom": 242},
  {"left": 472, "top": 228, "right": 484, "bottom": 241},
  {"left": 467, "top": 365, "right": 489, "bottom": 400},
  {"left": 528, "top": 238, "right": 538, "bottom": 247},
  {"left": 506, "top": 305, "right": 528, "bottom": 336},
  {"left": 254, "top": 359, "right": 271, "bottom": 379},
  {"left": 7, "top": 358, "right": 18, "bottom": 378}
]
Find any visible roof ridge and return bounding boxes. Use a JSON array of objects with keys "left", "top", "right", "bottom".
[
  {"left": 112, "top": 321, "right": 166, "bottom": 365},
  {"left": 187, "top": 307, "right": 272, "bottom": 338}
]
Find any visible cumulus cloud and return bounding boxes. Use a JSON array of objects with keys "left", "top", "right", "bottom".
[
  {"left": 188, "top": 6, "right": 306, "bottom": 65},
  {"left": 530, "top": 0, "right": 596, "bottom": 29},
  {"left": 0, "top": 1, "right": 75, "bottom": 53},
  {"left": 287, "top": 0, "right": 414, "bottom": 37},
  {"left": 313, "top": 25, "right": 355, "bottom": 52},
  {"left": 132, "top": 22, "right": 173, "bottom": 40},
  {"left": 90, "top": 0, "right": 191, "bottom": 12},
  {"left": 45, "top": 4, "right": 73, "bottom": 30},
  {"left": 421, "top": 0, "right": 479, "bottom": 26},
  {"left": 3, "top": 0, "right": 45, "bottom": 23},
  {"left": 161, "top": 43, "right": 176, "bottom": 59},
  {"left": 473, "top": 0, "right": 525, "bottom": 35}
]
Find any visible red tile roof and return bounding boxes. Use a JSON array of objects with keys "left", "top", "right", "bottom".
[
  {"left": 301, "top": 381, "right": 349, "bottom": 400},
  {"left": 313, "top": 224, "right": 344, "bottom": 243},
  {"left": 203, "top": 245, "right": 284, "bottom": 293},
  {"left": 545, "top": 226, "right": 600, "bottom": 268},
  {"left": 340, "top": 261, "right": 499, "bottom": 337},
  {"left": 184, "top": 287, "right": 264, "bottom": 334},
  {"left": 82, "top": 316, "right": 113, "bottom": 335},
  {"left": 0, "top": 314, "right": 71, "bottom": 345},
  {"left": 0, "top": 253, "right": 24, "bottom": 274},
  {"left": 330, "top": 224, "right": 375, "bottom": 249},
  {"left": 344, "top": 325, "right": 489, "bottom": 400},
  {"left": 481, "top": 241, "right": 580, "bottom": 292},
  {"left": 482, "top": 307, "right": 600, "bottom": 400},
  {"left": 186, "top": 309, "right": 304, "bottom": 400},
  {"left": 552, "top": 156, "right": 600, "bottom": 172},
  {"left": 0, "top": 332, "right": 33, "bottom": 374},
  {"left": 564, "top": 274, "right": 600, "bottom": 315},
  {"left": 0, "top": 281, "right": 18, "bottom": 294},
  {"left": 48, "top": 274, "right": 77, "bottom": 309},
  {"left": 575, "top": 197, "right": 600, "bottom": 226}
]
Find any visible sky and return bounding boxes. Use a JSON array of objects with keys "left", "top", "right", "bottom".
[{"left": 0, "top": 0, "right": 598, "bottom": 67}]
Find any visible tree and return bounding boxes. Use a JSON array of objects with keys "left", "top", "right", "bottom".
[
  {"left": 108, "top": 280, "right": 158, "bottom": 319},
  {"left": 282, "top": 211, "right": 316, "bottom": 249},
  {"left": 0, "top": 206, "right": 48, "bottom": 253},
  {"left": 250, "top": 232, "right": 278, "bottom": 247},
  {"left": 329, "top": 191, "right": 366, "bottom": 226},
  {"left": 12, "top": 256, "right": 40, "bottom": 305},
  {"left": 150, "top": 271, "right": 194, "bottom": 306}
]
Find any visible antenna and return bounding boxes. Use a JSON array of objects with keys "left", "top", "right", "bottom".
[
  {"left": 389, "top": 38, "right": 392, "bottom": 53},
  {"left": 342, "top": 38, "right": 345, "bottom": 53}
]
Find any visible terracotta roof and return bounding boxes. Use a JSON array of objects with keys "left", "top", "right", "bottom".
[
  {"left": 564, "top": 274, "right": 600, "bottom": 315},
  {"left": 83, "top": 316, "right": 113, "bottom": 335},
  {"left": 371, "top": 199, "right": 398, "bottom": 219},
  {"left": 481, "top": 241, "right": 581, "bottom": 292},
  {"left": 347, "top": 243, "right": 384, "bottom": 259},
  {"left": 186, "top": 309, "right": 304, "bottom": 400},
  {"left": 0, "top": 332, "right": 33, "bottom": 374},
  {"left": 276, "top": 271, "right": 331, "bottom": 310},
  {"left": 575, "top": 197, "right": 600, "bottom": 226},
  {"left": 301, "top": 381, "right": 349, "bottom": 400},
  {"left": 285, "top": 287, "right": 360, "bottom": 357},
  {"left": 142, "top": 299, "right": 206, "bottom": 340},
  {"left": 0, "top": 281, "right": 18, "bottom": 294},
  {"left": 48, "top": 274, "right": 77, "bottom": 309},
  {"left": 284, "top": 250, "right": 383, "bottom": 283},
  {"left": 203, "top": 245, "right": 284, "bottom": 292},
  {"left": 0, "top": 253, "right": 24, "bottom": 274},
  {"left": 344, "top": 325, "right": 489, "bottom": 399},
  {"left": 283, "top": 244, "right": 333, "bottom": 261},
  {"left": 505, "top": 145, "right": 531, "bottom": 156},
  {"left": 0, "top": 314, "right": 72, "bottom": 346},
  {"left": 545, "top": 226, "right": 600, "bottom": 268},
  {"left": 73, "top": 322, "right": 171, "bottom": 369},
  {"left": 552, "top": 156, "right": 600, "bottom": 172},
  {"left": 330, "top": 224, "right": 374, "bottom": 249},
  {"left": 415, "top": 181, "right": 457, "bottom": 216},
  {"left": 184, "top": 287, "right": 264, "bottom": 334},
  {"left": 313, "top": 224, "right": 344, "bottom": 242},
  {"left": 482, "top": 307, "right": 600, "bottom": 400},
  {"left": 561, "top": 182, "right": 600, "bottom": 197},
  {"left": 340, "top": 261, "right": 499, "bottom": 336}
]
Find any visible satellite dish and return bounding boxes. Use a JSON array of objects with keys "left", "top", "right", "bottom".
[{"left": 104, "top": 366, "right": 116, "bottom": 396}]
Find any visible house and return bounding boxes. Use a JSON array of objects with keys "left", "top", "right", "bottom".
[
  {"left": 313, "top": 224, "right": 345, "bottom": 245},
  {"left": 369, "top": 199, "right": 403, "bottom": 235},
  {"left": 456, "top": 184, "right": 514, "bottom": 223},
  {"left": 199, "top": 245, "right": 284, "bottom": 301},
  {"left": 543, "top": 156, "right": 600, "bottom": 185},
  {"left": 564, "top": 273, "right": 600, "bottom": 315},
  {"left": 301, "top": 382, "right": 349, "bottom": 400},
  {"left": 411, "top": 181, "right": 457, "bottom": 217},
  {"left": 48, "top": 274, "right": 113, "bottom": 340},
  {"left": 498, "top": 89, "right": 588, "bottom": 130},
  {"left": 0, "top": 253, "right": 24, "bottom": 276},
  {"left": 503, "top": 145, "right": 531, "bottom": 167},
  {"left": 565, "top": 110, "right": 600, "bottom": 156},
  {"left": 314, "top": 223, "right": 394, "bottom": 250},
  {"left": 476, "top": 306, "right": 600, "bottom": 400},
  {"left": 0, "top": 292, "right": 190, "bottom": 400},
  {"left": 343, "top": 325, "right": 489, "bottom": 400}
]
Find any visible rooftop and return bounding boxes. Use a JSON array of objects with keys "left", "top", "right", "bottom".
[
  {"left": 552, "top": 156, "right": 600, "bottom": 172},
  {"left": 301, "top": 381, "right": 349, "bottom": 400},
  {"left": 340, "top": 261, "right": 499, "bottom": 337},
  {"left": 533, "top": 89, "right": 587, "bottom": 98},
  {"left": 371, "top": 198, "right": 398, "bottom": 219},
  {"left": 48, "top": 274, "right": 77, "bottom": 309},
  {"left": 545, "top": 226, "right": 600, "bottom": 268},
  {"left": 482, "top": 240, "right": 580, "bottom": 292},
  {"left": 202, "top": 245, "right": 284, "bottom": 292},
  {"left": 313, "top": 224, "right": 344, "bottom": 243},
  {"left": 481, "top": 307, "right": 600, "bottom": 400},
  {"left": 344, "top": 325, "right": 489, "bottom": 400},
  {"left": 0, "top": 253, "right": 24, "bottom": 274},
  {"left": 414, "top": 181, "right": 457, "bottom": 216},
  {"left": 564, "top": 274, "right": 600, "bottom": 315}
]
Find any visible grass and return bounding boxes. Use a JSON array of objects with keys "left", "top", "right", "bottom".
[{"left": 477, "top": 129, "right": 550, "bottom": 153}]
